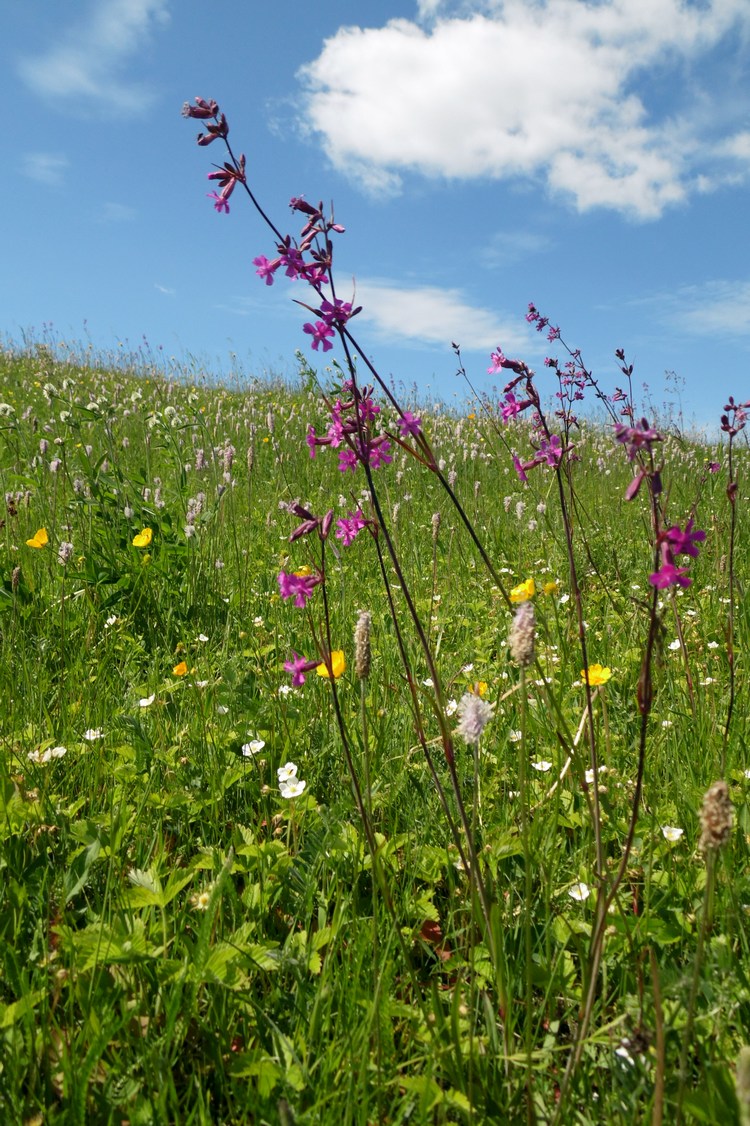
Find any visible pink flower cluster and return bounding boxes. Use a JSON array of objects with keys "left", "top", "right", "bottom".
[{"left": 649, "top": 519, "right": 706, "bottom": 590}]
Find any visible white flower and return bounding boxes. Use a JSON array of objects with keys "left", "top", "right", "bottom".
[
  {"left": 216, "top": 705, "right": 229, "bottom": 715},
  {"left": 568, "top": 882, "right": 591, "bottom": 901},
  {"left": 194, "top": 679, "right": 210, "bottom": 689},
  {"left": 422, "top": 677, "right": 434, "bottom": 688},
  {"left": 280, "top": 778, "right": 307, "bottom": 799},
  {"left": 445, "top": 698, "right": 458, "bottom": 717},
  {"left": 278, "top": 684, "right": 294, "bottom": 698},
  {"left": 668, "top": 639, "right": 681, "bottom": 651},
  {"left": 197, "top": 633, "right": 209, "bottom": 642},
  {"left": 139, "top": 694, "right": 156, "bottom": 708},
  {"left": 585, "top": 766, "right": 608, "bottom": 785},
  {"left": 105, "top": 615, "right": 118, "bottom": 628},
  {"left": 242, "top": 739, "right": 266, "bottom": 757},
  {"left": 707, "top": 641, "right": 719, "bottom": 650},
  {"left": 83, "top": 728, "right": 103, "bottom": 741},
  {"left": 700, "top": 677, "right": 716, "bottom": 686},
  {"left": 253, "top": 616, "right": 264, "bottom": 627},
  {"left": 30, "top": 745, "right": 68, "bottom": 764},
  {"left": 558, "top": 593, "right": 570, "bottom": 604},
  {"left": 509, "top": 730, "right": 523, "bottom": 743},
  {"left": 277, "top": 762, "right": 298, "bottom": 782},
  {"left": 532, "top": 760, "right": 553, "bottom": 772},
  {"left": 661, "top": 720, "right": 673, "bottom": 728},
  {"left": 661, "top": 825, "right": 684, "bottom": 843}
]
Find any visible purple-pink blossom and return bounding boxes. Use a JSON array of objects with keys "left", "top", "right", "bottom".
[
  {"left": 277, "top": 570, "right": 321, "bottom": 608},
  {"left": 335, "top": 510, "right": 366, "bottom": 546},
  {"left": 665, "top": 519, "right": 706, "bottom": 559},
  {"left": 303, "top": 321, "right": 335, "bottom": 352},
  {"left": 283, "top": 651, "right": 320, "bottom": 687},
  {"left": 397, "top": 411, "right": 421, "bottom": 439},
  {"left": 649, "top": 563, "right": 692, "bottom": 590},
  {"left": 253, "top": 255, "right": 281, "bottom": 285},
  {"left": 207, "top": 191, "right": 230, "bottom": 213},
  {"left": 488, "top": 349, "right": 507, "bottom": 375}
]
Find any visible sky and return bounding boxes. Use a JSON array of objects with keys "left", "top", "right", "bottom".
[{"left": 3, "top": 0, "right": 750, "bottom": 431}]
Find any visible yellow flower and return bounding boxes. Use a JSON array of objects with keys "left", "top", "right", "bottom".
[
  {"left": 316, "top": 650, "right": 346, "bottom": 679},
  {"left": 469, "top": 681, "right": 488, "bottom": 698},
  {"left": 510, "top": 578, "right": 536, "bottom": 603},
  {"left": 173, "top": 661, "right": 188, "bottom": 677},
  {"left": 132, "top": 528, "right": 153, "bottom": 548},
  {"left": 26, "top": 527, "right": 49, "bottom": 549},
  {"left": 543, "top": 581, "right": 559, "bottom": 596},
  {"left": 293, "top": 565, "right": 312, "bottom": 577},
  {"left": 581, "top": 664, "right": 612, "bottom": 686}
]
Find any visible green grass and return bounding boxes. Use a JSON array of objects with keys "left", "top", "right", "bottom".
[{"left": 0, "top": 343, "right": 748, "bottom": 1125}]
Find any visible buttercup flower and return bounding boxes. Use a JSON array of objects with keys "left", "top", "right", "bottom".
[
  {"left": 510, "top": 577, "right": 535, "bottom": 603},
  {"left": 26, "top": 527, "right": 48, "bottom": 549},
  {"left": 173, "top": 661, "right": 188, "bottom": 677},
  {"left": 132, "top": 528, "right": 153, "bottom": 548},
  {"left": 581, "top": 664, "right": 612, "bottom": 686},
  {"left": 316, "top": 650, "right": 346, "bottom": 679}
]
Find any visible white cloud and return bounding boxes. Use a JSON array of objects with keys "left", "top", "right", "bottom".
[
  {"left": 154, "top": 283, "right": 175, "bottom": 296},
  {"left": 298, "top": 1, "right": 750, "bottom": 218},
  {"left": 658, "top": 280, "right": 750, "bottom": 338},
  {"left": 354, "top": 278, "right": 529, "bottom": 352},
  {"left": 17, "top": 0, "right": 170, "bottom": 112},
  {"left": 21, "top": 152, "right": 69, "bottom": 186}
]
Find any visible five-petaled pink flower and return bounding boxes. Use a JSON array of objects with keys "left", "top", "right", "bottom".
[
  {"left": 277, "top": 570, "right": 321, "bottom": 607},
  {"left": 283, "top": 652, "right": 320, "bottom": 687},
  {"left": 253, "top": 255, "right": 281, "bottom": 285},
  {"left": 397, "top": 411, "right": 422, "bottom": 439},
  {"left": 207, "top": 191, "right": 230, "bottom": 213},
  {"left": 335, "top": 510, "right": 366, "bottom": 545},
  {"left": 303, "top": 321, "right": 335, "bottom": 352}
]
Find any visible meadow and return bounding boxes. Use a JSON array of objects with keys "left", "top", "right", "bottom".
[{"left": 0, "top": 96, "right": 748, "bottom": 1126}]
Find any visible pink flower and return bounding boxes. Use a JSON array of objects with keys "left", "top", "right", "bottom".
[
  {"left": 338, "top": 448, "right": 359, "bottom": 473},
  {"left": 488, "top": 349, "right": 507, "bottom": 375},
  {"left": 277, "top": 570, "right": 321, "bottom": 607},
  {"left": 253, "top": 255, "right": 281, "bottom": 285},
  {"left": 397, "top": 411, "right": 422, "bottom": 439},
  {"left": 303, "top": 321, "right": 335, "bottom": 352},
  {"left": 649, "top": 563, "right": 692, "bottom": 590},
  {"left": 207, "top": 191, "right": 230, "bottom": 213},
  {"left": 283, "top": 652, "right": 320, "bottom": 687},
  {"left": 368, "top": 438, "right": 392, "bottom": 470},
  {"left": 665, "top": 519, "right": 706, "bottom": 559},
  {"left": 335, "top": 510, "right": 366, "bottom": 546}
]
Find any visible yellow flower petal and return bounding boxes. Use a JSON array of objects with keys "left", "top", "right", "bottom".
[
  {"left": 173, "top": 661, "right": 188, "bottom": 677},
  {"left": 510, "top": 577, "right": 536, "bottom": 603},
  {"left": 316, "top": 650, "right": 346, "bottom": 679},
  {"left": 26, "top": 527, "right": 49, "bottom": 549},
  {"left": 581, "top": 664, "right": 612, "bottom": 686},
  {"left": 132, "top": 527, "right": 153, "bottom": 548}
]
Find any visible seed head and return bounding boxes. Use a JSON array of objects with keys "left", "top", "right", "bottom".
[
  {"left": 509, "top": 602, "right": 536, "bottom": 668},
  {"left": 431, "top": 511, "right": 441, "bottom": 543},
  {"left": 354, "top": 611, "right": 372, "bottom": 680},
  {"left": 699, "top": 780, "right": 733, "bottom": 852},
  {"left": 455, "top": 692, "right": 494, "bottom": 746}
]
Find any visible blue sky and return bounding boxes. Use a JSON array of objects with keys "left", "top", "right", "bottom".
[{"left": 4, "top": 0, "right": 750, "bottom": 430}]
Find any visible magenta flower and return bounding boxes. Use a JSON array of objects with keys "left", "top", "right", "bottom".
[
  {"left": 614, "top": 418, "right": 663, "bottom": 461},
  {"left": 708, "top": 461, "right": 720, "bottom": 474},
  {"left": 253, "top": 255, "right": 281, "bottom": 285},
  {"left": 397, "top": 411, "right": 421, "bottom": 439},
  {"left": 488, "top": 349, "right": 507, "bottom": 375},
  {"left": 649, "top": 564, "right": 692, "bottom": 590},
  {"left": 277, "top": 570, "right": 321, "bottom": 608},
  {"left": 283, "top": 651, "right": 320, "bottom": 687},
  {"left": 512, "top": 455, "right": 528, "bottom": 484},
  {"left": 207, "top": 191, "right": 230, "bottom": 213},
  {"left": 319, "top": 298, "right": 354, "bottom": 326},
  {"left": 665, "top": 519, "right": 706, "bottom": 559},
  {"left": 281, "top": 247, "right": 306, "bottom": 279},
  {"left": 538, "top": 434, "right": 563, "bottom": 467},
  {"left": 368, "top": 438, "right": 393, "bottom": 470},
  {"left": 501, "top": 392, "right": 524, "bottom": 422},
  {"left": 338, "top": 448, "right": 359, "bottom": 473},
  {"left": 303, "top": 321, "right": 335, "bottom": 352},
  {"left": 335, "top": 510, "right": 366, "bottom": 546}
]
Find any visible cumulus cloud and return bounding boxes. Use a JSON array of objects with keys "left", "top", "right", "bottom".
[
  {"left": 20, "top": 153, "right": 69, "bottom": 186},
  {"left": 17, "top": 0, "right": 170, "bottom": 113},
  {"left": 298, "top": 0, "right": 750, "bottom": 218},
  {"left": 354, "top": 278, "right": 529, "bottom": 352}
]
